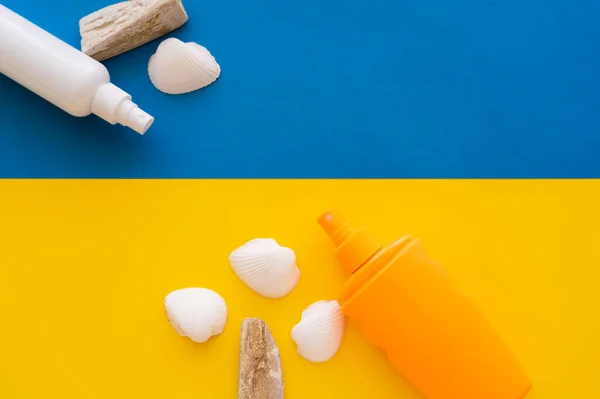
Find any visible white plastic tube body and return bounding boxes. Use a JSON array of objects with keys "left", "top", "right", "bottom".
[{"left": 0, "top": 4, "right": 153, "bottom": 134}]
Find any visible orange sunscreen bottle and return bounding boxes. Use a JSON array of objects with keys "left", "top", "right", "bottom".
[{"left": 318, "top": 210, "right": 532, "bottom": 399}]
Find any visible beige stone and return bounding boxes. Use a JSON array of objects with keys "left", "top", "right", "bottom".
[
  {"left": 79, "top": 0, "right": 188, "bottom": 61},
  {"left": 238, "top": 318, "right": 284, "bottom": 399}
]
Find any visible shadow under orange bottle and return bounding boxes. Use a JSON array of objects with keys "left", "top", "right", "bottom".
[{"left": 318, "top": 209, "right": 532, "bottom": 399}]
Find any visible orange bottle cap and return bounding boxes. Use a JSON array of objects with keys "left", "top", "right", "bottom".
[{"left": 318, "top": 209, "right": 383, "bottom": 274}]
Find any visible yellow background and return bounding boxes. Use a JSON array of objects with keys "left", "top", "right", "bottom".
[{"left": 0, "top": 180, "right": 598, "bottom": 398}]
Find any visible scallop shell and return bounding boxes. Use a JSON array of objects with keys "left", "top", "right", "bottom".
[
  {"left": 148, "top": 38, "right": 221, "bottom": 94},
  {"left": 164, "top": 287, "right": 228, "bottom": 343},
  {"left": 229, "top": 238, "right": 300, "bottom": 298},
  {"left": 292, "top": 300, "right": 346, "bottom": 362}
]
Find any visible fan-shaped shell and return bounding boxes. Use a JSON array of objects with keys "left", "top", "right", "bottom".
[
  {"left": 164, "top": 287, "right": 227, "bottom": 343},
  {"left": 148, "top": 38, "right": 220, "bottom": 94},
  {"left": 229, "top": 238, "right": 300, "bottom": 298},
  {"left": 292, "top": 300, "right": 346, "bottom": 362}
]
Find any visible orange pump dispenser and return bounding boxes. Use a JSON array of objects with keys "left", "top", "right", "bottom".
[{"left": 318, "top": 210, "right": 532, "bottom": 399}]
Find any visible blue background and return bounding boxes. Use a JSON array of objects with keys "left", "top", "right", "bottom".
[{"left": 1, "top": 0, "right": 599, "bottom": 178}]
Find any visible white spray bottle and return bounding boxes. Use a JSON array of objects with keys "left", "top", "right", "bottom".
[{"left": 0, "top": 4, "right": 154, "bottom": 134}]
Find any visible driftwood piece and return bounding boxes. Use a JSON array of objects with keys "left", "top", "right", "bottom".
[
  {"left": 238, "top": 318, "right": 284, "bottom": 399},
  {"left": 79, "top": 0, "right": 188, "bottom": 61}
]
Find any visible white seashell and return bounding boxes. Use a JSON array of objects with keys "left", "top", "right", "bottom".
[
  {"left": 164, "top": 287, "right": 227, "bottom": 343},
  {"left": 148, "top": 38, "right": 221, "bottom": 95},
  {"left": 292, "top": 300, "right": 346, "bottom": 363},
  {"left": 229, "top": 238, "right": 300, "bottom": 298}
]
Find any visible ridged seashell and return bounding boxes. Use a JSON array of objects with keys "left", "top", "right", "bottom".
[
  {"left": 229, "top": 238, "right": 300, "bottom": 298},
  {"left": 292, "top": 300, "right": 346, "bottom": 362},
  {"left": 164, "top": 288, "right": 227, "bottom": 343},
  {"left": 148, "top": 38, "right": 221, "bottom": 94}
]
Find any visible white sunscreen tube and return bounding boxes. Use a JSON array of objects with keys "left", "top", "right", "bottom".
[{"left": 0, "top": 4, "right": 153, "bottom": 134}]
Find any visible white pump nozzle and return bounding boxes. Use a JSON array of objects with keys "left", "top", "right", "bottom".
[{"left": 91, "top": 83, "right": 154, "bottom": 135}]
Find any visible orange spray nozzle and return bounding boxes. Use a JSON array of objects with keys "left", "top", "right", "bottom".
[{"left": 318, "top": 210, "right": 383, "bottom": 274}]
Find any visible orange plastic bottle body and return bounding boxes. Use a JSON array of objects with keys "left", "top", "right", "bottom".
[{"left": 319, "top": 211, "right": 532, "bottom": 399}]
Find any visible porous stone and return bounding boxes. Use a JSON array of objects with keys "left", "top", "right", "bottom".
[
  {"left": 238, "top": 318, "right": 284, "bottom": 399},
  {"left": 79, "top": 0, "right": 188, "bottom": 61}
]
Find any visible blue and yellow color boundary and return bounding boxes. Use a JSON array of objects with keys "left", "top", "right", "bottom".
[{"left": 2, "top": 0, "right": 599, "bottom": 396}]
